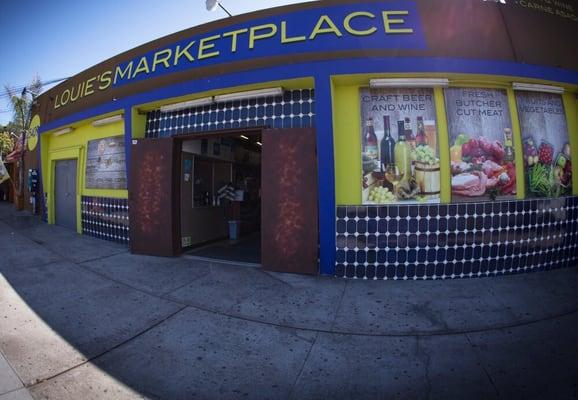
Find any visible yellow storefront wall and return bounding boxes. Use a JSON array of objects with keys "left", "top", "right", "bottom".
[
  {"left": 41, "top": 113, "right": 127, "bottom": 233},
  {"left": 333, "top": 73, "right": 578, "bottom": 205}
]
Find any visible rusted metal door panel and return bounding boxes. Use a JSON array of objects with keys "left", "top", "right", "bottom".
[
  {"left": 261, "top": 128, "right": 318, "bottom": 274},
  {"left": 128, "top": 138, "right": 179, "bottom": 256}
]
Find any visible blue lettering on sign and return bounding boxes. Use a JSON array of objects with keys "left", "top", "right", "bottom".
[{"left": 112, "top": 2, "right": 425, "bottom": 87}]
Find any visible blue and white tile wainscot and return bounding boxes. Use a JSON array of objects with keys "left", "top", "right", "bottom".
[
  {"left": 335, "top": 196, "right": 578, "bottom": 280},
  {"left": 81, "top": 196, "right": 130, "bottom": 245}
]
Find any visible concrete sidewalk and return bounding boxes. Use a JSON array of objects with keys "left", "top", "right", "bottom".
[{"left": 1, "top": 203, "right": 577, "bottom": 399}]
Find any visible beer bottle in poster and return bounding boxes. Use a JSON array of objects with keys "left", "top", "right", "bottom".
[
  {"left": 503, "top": 128, "right": 514, "bottom": 162},
  {"left": 363, "top": 117, "right": 378, "bottom": 161},
  {"left": 380, "top": 115, "right": 396, "bottom": 171},
  {"left": 395, "top": 120, "right": 411, "bottom": 181},
  {"left": 404, "top": 117, "right": 416, "bottom": 149},
  {"left": 416, "top": 117, "right": 427, "bottom": 147}
]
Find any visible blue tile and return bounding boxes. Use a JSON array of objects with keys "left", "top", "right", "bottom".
[
  {"left": 398, "top": 234, "right": 408, "bottom": 249},
  {"left": 417, "top": 249, "right": 427, "bottom": 263},
  {"left": 385, "top": 265, "right": 396, "bottom": 279},
  {"left": 398, "top": 220, "right": 408, "bottom": 233},
  {"left": 419, "top": 205, "right": 429, "bottom": 218},
  {"left": 399, "top": 206, "right": 409, "bottom": 218},
  {"left": 345, "top": 265, "right": 356, "bottom": 278},
  {"left": 365, "top": 265, "right": 376, "bottom": 279},
  {"left": 435, "top": 264, "right": 445, "bottom": 277},
  {"left": 406, "top": 264, "right": 416, "bottom": 278},
  {"left": 368, "top": 220, "right": 377, "bottom": 234}
]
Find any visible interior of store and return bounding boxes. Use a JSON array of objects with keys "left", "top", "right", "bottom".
[{"left": 180, "top": 132, "right": 262, "bottom": 264}]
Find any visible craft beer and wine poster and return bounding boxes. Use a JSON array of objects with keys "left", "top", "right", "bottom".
[
  {"left": 516, "top": 91, "right": 572, "bottom": 198},
  {"left": 445, "top": 88, "right": 517, "bottom": 202},
  {"left": 360, "top": 88, "right": 440, "bottom": 205}
]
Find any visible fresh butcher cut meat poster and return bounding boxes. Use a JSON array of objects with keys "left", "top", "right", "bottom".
[
  {"left": 516, "top": 91, "right": 572, "bottom": 198},
  {"left": 445, "top": 88, "right": 517, "bottom": 202}
]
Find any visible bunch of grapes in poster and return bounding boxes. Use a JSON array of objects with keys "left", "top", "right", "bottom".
[
  {"left": 445, "top": 88, "right": 517, "bottom": 202},
  {"left": 360, "top": 88, "right": 440, "bottom": 204},
  {"left": 516, "top": 91, "right": 572, "bottom": 198}
]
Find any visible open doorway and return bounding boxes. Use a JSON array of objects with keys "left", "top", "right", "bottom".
[{"left": 179, "top": 131, "right": 262, "bottom": 264}]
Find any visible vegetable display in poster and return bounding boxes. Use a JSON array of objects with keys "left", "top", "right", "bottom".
[
  {"left": 516, "top": 91, "right": 572, "bottom": 198},
  {"left": 445, "top": 88, "right": 516, "bottom": 201},
  {"left": 359, "top": 88, "right": 440, "bottom": 204}
]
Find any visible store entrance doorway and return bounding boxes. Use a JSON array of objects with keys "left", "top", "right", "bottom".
[
  {"left": 179, "top": 131, "right": 262, "bottom": 264},
  {"left": 129, "top": 127, "right": 319, "bottom": 274}
]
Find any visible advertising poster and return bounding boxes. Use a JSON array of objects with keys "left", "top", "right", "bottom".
[
  {"left": 360, "top": 88, "right": 440, "bottom": 204},
  {"left": 85, "top": 136, "right": 127, "bottom": 189},
  {"left": 445, "top": 88, "right": 517, "bottom": 202},
  {"left": 516, "top": 92, "right": 572, "bottom": 198}
]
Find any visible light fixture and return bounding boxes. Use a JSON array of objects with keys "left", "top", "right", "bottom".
[
  {"left": 52, "top": 127, "right": 73, "bottom": 136},
  {"left": 512, "top": 82, "right": 564, "bottom": 94},
  {"left": 92, "top": 114, "right": 124, "bottom": 127},
  {"left": 240, "top": 135, "right": 249, "bottom": 140},
  {"left": 369, "top": 78, "right": 449, "bottom": 88},
  {"left": 214, "top": 87, "right": 284, "bottom": 103},
  {"left": 160, "top": 97, "right": 213, "bottom": 113},
  {"left": 256, "top": 141, "right": 262, "bottom": 146}
]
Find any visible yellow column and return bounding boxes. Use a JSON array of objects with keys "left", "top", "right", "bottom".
[
  {"left": 506, "top": 88, "right": 526, "bottom": 199},
  {"left": 131, "top": 107, "right": 147, "bottom": 139},
  {"left": 434, "top": 87, "right": 451, "bottom": 203},
  {"left": 333, "top": 84, "right": 362, "bottom": 205}
]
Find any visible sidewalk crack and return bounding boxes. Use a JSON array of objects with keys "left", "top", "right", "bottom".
[{"left": 287, "top": 331, "right": 319, "bottom": 400}]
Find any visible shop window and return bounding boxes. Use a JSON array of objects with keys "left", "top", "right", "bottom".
[
  {"left": 359, "top": 87, "right": 441, "bottom": 205},
  {"left": 515, "top": 91, "right": 572, "bottom": 198},
  {"left": 444, "top": 87, "right": 516, "bottom": 202}
]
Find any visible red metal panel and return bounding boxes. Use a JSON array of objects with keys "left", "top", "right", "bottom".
[
  {"left": 128, "top": 138, "right": 179, "bottom": 256},
  {"left": 261, "top": 128, "right": 318, "bottom": 274}
]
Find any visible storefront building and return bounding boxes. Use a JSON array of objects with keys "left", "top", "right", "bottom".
[{"left": 33, "top": 0, "right": 578, "bottom": 278}]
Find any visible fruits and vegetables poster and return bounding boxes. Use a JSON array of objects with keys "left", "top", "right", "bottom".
[
  {"left": 359, "top": 87, "right": 440, "bottom": 204},
  {"left": 444, "top": 88, "right": 516, "bottom": 202},
  {"left": 516, "top": 91, "right": 572, "bottom": 197}
]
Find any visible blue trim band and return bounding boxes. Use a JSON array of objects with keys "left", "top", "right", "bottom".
[
  {"left": 314, "top": 74, "right": 337, "bottom": 275},
  {"left": 38, "top": 56, "right": 578, "bottom": 134}
]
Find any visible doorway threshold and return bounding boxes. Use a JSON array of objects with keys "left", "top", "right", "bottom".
[
  {"left": 182, "top": 254, "right": 260, "bottom": 268},
  {"left": 182, "top": 233, "right": 261, "bottom": 266}
]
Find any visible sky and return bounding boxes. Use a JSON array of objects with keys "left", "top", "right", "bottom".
[{"left": 0, "top": 0, "right": 316, "bottom": 125}]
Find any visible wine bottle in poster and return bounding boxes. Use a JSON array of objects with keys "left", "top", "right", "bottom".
[
  {"left": 380, "top": 115, "right": 396, "bottom": 171},
  {"left": 395, "top": 120, "right": 411, "bottom": 181},
  {"left": 363, "top": 117, "right": 378, "bottom": 163}
]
